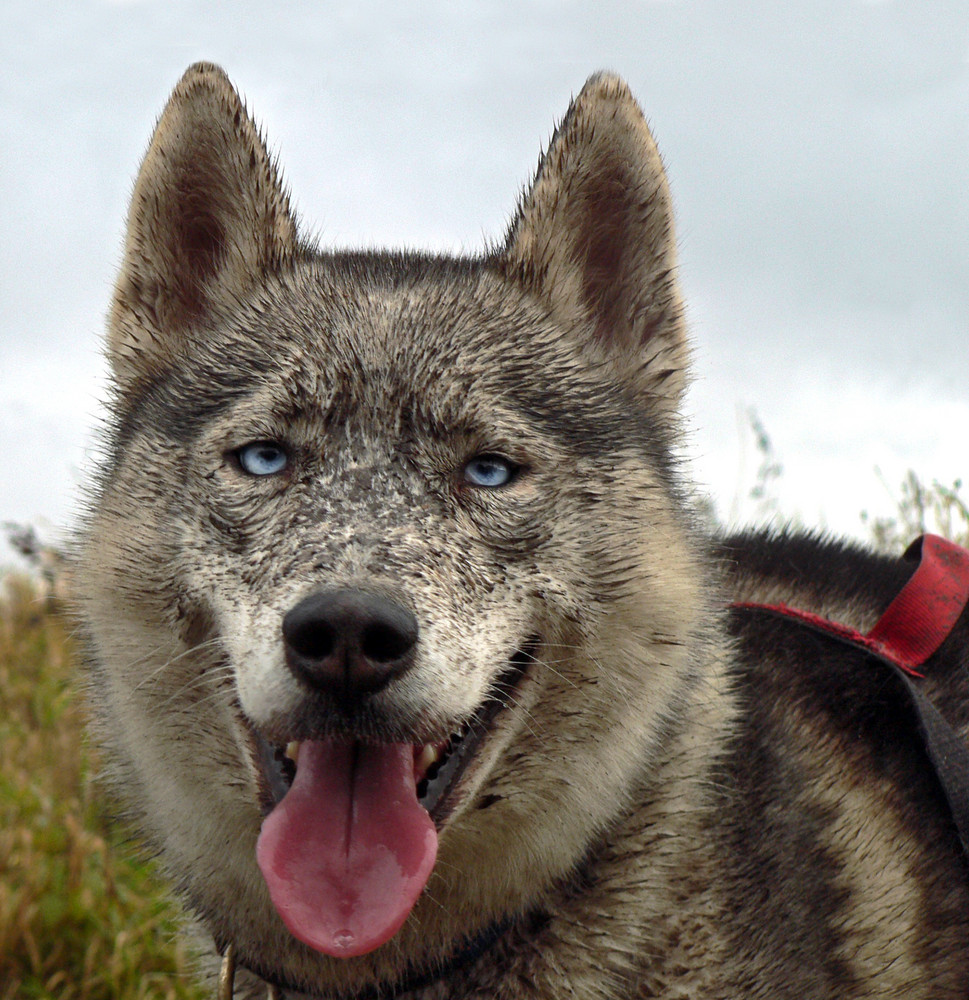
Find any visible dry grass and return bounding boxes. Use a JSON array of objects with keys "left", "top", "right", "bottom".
[{"left": 0, "top": 574, "right": 205, "bottom": 1000}]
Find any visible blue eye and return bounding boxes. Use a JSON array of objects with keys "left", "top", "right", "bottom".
[
  {"left": 463, "top": 454, "right": 517, "bottom": 488},
  {"left": 236, "top": 441, "right": 288, "bottom": 477}
]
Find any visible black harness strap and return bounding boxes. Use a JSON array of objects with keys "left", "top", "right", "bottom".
[{"left": 895, "top": 669, "right": 969, "bottom": 855}]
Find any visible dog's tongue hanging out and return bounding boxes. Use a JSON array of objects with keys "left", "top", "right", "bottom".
[{"left": 256, "top": 740, "right": 438, "bottom": 957}]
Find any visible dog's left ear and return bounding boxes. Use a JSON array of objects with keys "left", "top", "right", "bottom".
[{"left": 499, "top": 74, "right": 688, "bottom": 410}]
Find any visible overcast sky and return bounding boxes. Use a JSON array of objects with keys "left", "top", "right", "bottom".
[{"left": 2, "top": 0, "right": 967, "bottom": 558}]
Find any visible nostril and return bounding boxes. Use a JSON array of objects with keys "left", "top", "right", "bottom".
[
  {"left": 288, "top": 621, "right": 337, "bottom": 661},
  {"left": 362, "top": 621, "right": 416, "bottom": 663}
]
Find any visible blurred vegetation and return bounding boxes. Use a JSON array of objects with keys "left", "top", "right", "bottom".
[
  {"left": 862, "top": 470, "right": 969, "bottom": 553},
  {"left": 740, "top": 409, "right": 968, "bottom": 551},
  {"left": 744, "top": 408, "right": 786, "bottom": 527},
  {"left": 0, "top": 574, "right": 205, "bottom": 1000}
]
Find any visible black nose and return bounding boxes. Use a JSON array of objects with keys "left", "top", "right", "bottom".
[{"left": 282, "top": 589, "right": 418, "bottom": 702}]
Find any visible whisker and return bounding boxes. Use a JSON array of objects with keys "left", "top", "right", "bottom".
[
  {"left": 131, "top": 637, "right": 226, "bottom": 693},
  {"left": 152, "top": 664, "right": 237, "bottom": 713}
]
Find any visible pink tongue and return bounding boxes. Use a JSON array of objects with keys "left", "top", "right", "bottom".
[{"left": 256, "top": 740, "right": 438, "bottom": 958}]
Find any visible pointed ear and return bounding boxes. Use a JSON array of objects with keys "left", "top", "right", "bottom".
[
  {"left": 499, "top": 73, "right": 688, "bottom": 409},
  {"left": 109, "top": 62, "right": 298, "bottom": 389}
]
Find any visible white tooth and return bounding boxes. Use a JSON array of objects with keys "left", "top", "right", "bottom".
[
  {"left": 417, "top": 744, "right": 439, "bottom": 772},
  {"left": 284, "top": 741, "right": 300, "bottom": 765}
]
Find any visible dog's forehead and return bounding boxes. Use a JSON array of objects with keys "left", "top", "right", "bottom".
[
  {"left": 171, "top": 255, "right": 669, "bottom": 466},
  {"left": 298, "top": 258, "right": 557, "bottom": 371},
  {"left": 252, "top": 258, "right": 578, "bottom": 405}
]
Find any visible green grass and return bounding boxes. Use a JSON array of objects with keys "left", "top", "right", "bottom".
[{"left": 0, "top": 575, "right": 205, "bottom": 1000}]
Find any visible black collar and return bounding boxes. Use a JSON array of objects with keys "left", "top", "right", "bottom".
[{"left": 221, "top": 917, "right": 513, "bottom": 999}]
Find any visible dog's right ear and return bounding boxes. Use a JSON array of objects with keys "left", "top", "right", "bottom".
[{"left": 108, "top": 63, "right": 297, "bottom": 390}]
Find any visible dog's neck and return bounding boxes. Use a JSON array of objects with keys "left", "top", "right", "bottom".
[{"left": 220, "top": 918, "right": 513, "bottom": 1000}]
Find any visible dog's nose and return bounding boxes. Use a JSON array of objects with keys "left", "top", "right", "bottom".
[{"left": 282, "top": 589, "right": 418, "bottom": 702}]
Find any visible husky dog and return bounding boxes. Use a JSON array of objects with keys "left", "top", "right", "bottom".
[{"left": 75, "top": 63, "right": 969, "bottom": 998}]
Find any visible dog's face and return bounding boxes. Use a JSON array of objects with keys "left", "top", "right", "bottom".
[
  {"left": 188, "top": 267, "right": 595, "bottom": 750},
  {"left": 76, "top": 64, "right": 708, "bottom": 990}
]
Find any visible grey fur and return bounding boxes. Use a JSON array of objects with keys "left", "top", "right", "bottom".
[{"left": 75, "top": 63, "right": 969, "bottom": 998}]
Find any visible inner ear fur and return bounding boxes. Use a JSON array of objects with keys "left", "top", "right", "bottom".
[
  {"left": 109, "top": 62, "right": 297, "bottom": 388},
  {"left": 499, "top": 73, "right": 688, "bottom": 407}
]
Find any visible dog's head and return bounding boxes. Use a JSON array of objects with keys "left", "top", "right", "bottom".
[{"left": 76, "top": 63, "right": 711, "bottom": 991}]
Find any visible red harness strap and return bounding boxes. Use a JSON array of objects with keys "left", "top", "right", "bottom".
[
  {"left": 868, "top": 534, "right": 969, "bottom": 671},
  {"left": 734, "top": 534, "right": 969, "bottom": 676},
  {"left": 733, "top": 534, "right": 969, "bottom": 858}
]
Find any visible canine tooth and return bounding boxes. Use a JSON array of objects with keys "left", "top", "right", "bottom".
[
  {"left": 284, "top": 741, "right": 300, "bottom": 764},
  {"left": 417, "top": 744, "right": 440, "bottom": 773}
]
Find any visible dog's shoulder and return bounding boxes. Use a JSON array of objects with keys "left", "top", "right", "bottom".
[{"left": 706, "top": 530, "right": 969, "bottom": 994}]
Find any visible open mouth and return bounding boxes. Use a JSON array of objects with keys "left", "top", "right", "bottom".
[
  {"left": 256, "top": 639, "right": 538, "bottom": 825},
  {"left": 413, "top": 640, "right": 537, "bottom": 816},
  {"left": 249, "top": 640, "right": 538, "bottom": 960}
]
